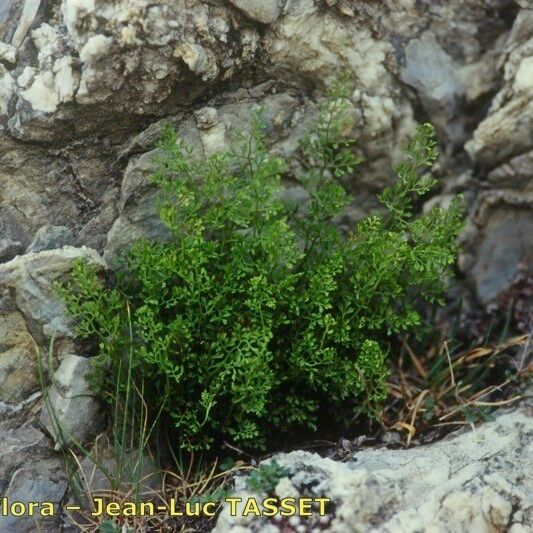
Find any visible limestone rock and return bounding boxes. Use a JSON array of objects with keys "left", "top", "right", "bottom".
[
  {"left": 26, "top": 225, "right": 75, "bottom": 254},
  {"left": 228, "top": 0, "right": 286, "bottom": 24},
  {"left": 0, "top": 459, "right": 68, "bottom": 533},
  {"left": 215, "top": 407, "right": 533, "bottom": 532},
  {"left": 0, "top": 245, "right": 106, "bottom": 338},
  {"left": 466, "top": 9, "right": 533, "bottom": 168},
  {"left": 0, "top": 246, "right": 107, "bottom": 532},
  {"left": 39, "top": 354, "right": 104, "bottom": 450},
  {"left": 0, "top": 206, "right": 28, "bottom": 263},
  {"left": 4, "top": 0, "right": 260, "bottom": 142},
  {"left": 0, "top": 424, "right": 67, "bottom": 532},
  {"left": 0, "top": 42, "right": 16, "bottom": 65},
  {"left": 0, "top": 245, "right": 106, "bottom": 410},
  {"left": 0, "top": 296, "right": 40, "bottom": 404},
  {"left": 464, "top": 192, "right": 533, "bottom": 304}
]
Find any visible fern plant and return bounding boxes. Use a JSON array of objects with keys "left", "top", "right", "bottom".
[{"left": 60, "top": 77, "right": 463, "bottom": 451}]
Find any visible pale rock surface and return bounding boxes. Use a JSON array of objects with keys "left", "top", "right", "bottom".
[
  {"left": 466, "top": 9, "right": 533, "bottom": 168},
  {"left": 0, "top": 246, "right": 106, "bottom": 338},
  {"left": 460, "top": 9, "right": 533, "bottom": 303},
  {"left": 0, "top": 246, "right": 107, "bottom": 533},
  {"left": 228, "top": 0, "right": 286, "bottom": 24},
  {"left": 39, "top": 353, "right": 104, "bottom": 449},
  {"left": 0, "top": 42, "right": 16, "bottom": 64},
  {"left": 462, "top": 191, "right": 533, "bottom": 304},
  {"left": 0, "top": 205, "right": 28, "bottom": 262},
  {"left": 0, "top": 247, "right": 105, "bottom": 411},
  {"left": 0, "top": 0, "right": 526, "bottom": 302},
  {"left": 25, "top": 225, "right": 75, "bottom": 253},
  {"left": 215, "top": 406, "right": 533, "bottom": 533}
]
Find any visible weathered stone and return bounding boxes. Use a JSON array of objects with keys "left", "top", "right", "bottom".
[
  {"left": 0, "top": 246, "right": 107, "bottom": 448},
  {"left": 466, "top": 9, "right": 533, "bottom": 168},
  {"left": 215, "top": 406, "right": 533, "bottom": 532},
  {"left": 40, "top": 354, "right": 104, "bottom": 450},
  {"left": 0, "top": 246, "right": 107, "bottom": 532},
  {"left": 25, "top": 225, "right": 75, "bottom": 254},
  {"left": 0, "top": 42, "right": 16, "bottom": 65},
  {"left": 227, "top": 0, "right": 286, "bottom": 24},
  {"left": 0, "top": 297, "right": 39, "bottom": 404},
  {"left": 0, "top": 206, "right": 28, "bottom": 263},
  {"left": 0, "top": 459, "right": 68, "bottom": 533},
  {"left": 0, "top": 246, "right": 106, "bottom": 338},
  {"left": 401, "top": 31, "right": 463, "bottom": 141},
  {"left": 459, "top": 191, "right": 533, "bottom": 304},
  {"left": 0, "top": 421, "right": 67, "bottom": 533},
  {"left": 4, "top": 0, "right": 259, "bottom": 142},
  {"left": 487, "top": 149, "right": 533, "bottom": 189}
]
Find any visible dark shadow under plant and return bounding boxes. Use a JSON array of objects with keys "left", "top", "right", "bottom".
[{"left": 59, "top": 76, "right": 464, "bottom": 453}]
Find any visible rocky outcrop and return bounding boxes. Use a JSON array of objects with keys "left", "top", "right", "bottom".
[
  {"left": 215, "top": 405, "right": 533, "bottom": 533},
  {"left": 0, "top": 0, "right": 529, "bottom": 307},
  {"left": 1, "top": 1, "right": 532, "bottom": 531},
  {"left": 0, "top": 247, "right": 106, "bottom": 532},
  {"left": 460, "top": 6, "right": 533, "bottom": 306},
  {"left": 39, "top": 353, "right": 104, "bottom": 450}
]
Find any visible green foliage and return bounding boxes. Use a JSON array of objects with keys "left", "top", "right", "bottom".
[
  {"left": 98, "top": 521, "right": 122, "bottom": 533},
  {"left": 246, "top": 461, "right": 291, "bottom": 494},
  {"left": 60, "top": 77, "right": 464, "bottom": 451}
]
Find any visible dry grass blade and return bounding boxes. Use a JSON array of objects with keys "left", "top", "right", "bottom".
[{"left": 384, "top": 332, "right": 530, "bottom": 446}]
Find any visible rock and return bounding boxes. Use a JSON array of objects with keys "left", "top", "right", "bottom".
[
  {"left": 487, "top": 149, "right": 533, "bottom": 189},
  {"left": 227, "top": 0, "right": 286, "bottom": 24},
  {"left": 0, "top": 247, "right": 107, "bottom": 531},
  {"left": 0, "top": 424, "right": 67, "bottom": 532},
  {"left": 0, "top": 459, "right": 68, "bottom": 533},
  {"left": 39, "top": 354, "right": 104, "bottom": 450},
  {"left": 0, "top": 294, "right": 40, "bottom": 404},
  {"left": 25, "top": 225, "right": 75, "bottom": 253},
  {"left": 466, "top": 9, "right": 533, "bottom": 168},
  {"left": 460, "top": 191, "right": 533, "bottom": 304},
  {"left": 215, "top": 407, "right": 533, "bottom": 532},
  {"left": 0, "top": 247, "right": 106, "bottom": 423},
  {"left": 0, "top": 206, "right": 29, "bottom": 263},
  {"left": 0, "top": 0, "right": 523, "bottom": 300},
  {"left": 0, "top": 245, "right": 106, "bottom": 338},
  {"left": 0, "top": 42, "right": 16, "bottom": 65},
  {"left": 401, "top": 31, "right": 463, "bottom": 141},
  {"left": 0, "top": 134, "right": 119, "bottom": 255},
  {"left": 5, "top": 0, "right": 260, "bottom": 142}
]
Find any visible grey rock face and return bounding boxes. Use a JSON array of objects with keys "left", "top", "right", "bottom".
[
  {"left": 460, "top": 8, "right": 533, "bottom": 303},
  {"left": 0, "top": 246, "right": 107, "bottom": 533},
  {"left": 466, "top": 9, "right": 533, "bottom": 168},
  {"left": 0, "top": 246, "right": 106, "bottom": 338},
  {"left": 227, "top": 0, "right": 286, "bottom": 24},
  {"left": 39, "top": 353, "right": 104, "bottom": 450},
  {"left": 0, "top": 206, "right": 28, "bottom": 263},
  {"left": 0, "top": 0, "right": 526, "bottom": 301},
  {"left": 0, "top": 458, "right": 68, "bottom": 533},
  {"left": 26, "top": 225, "right": 75, "bottom": 253},
  {"left": 468, "top": 196, "right": 533, "bottom": 304},
  {"left": 215, "top": 406, "right": 533, "bottom": 532}
]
